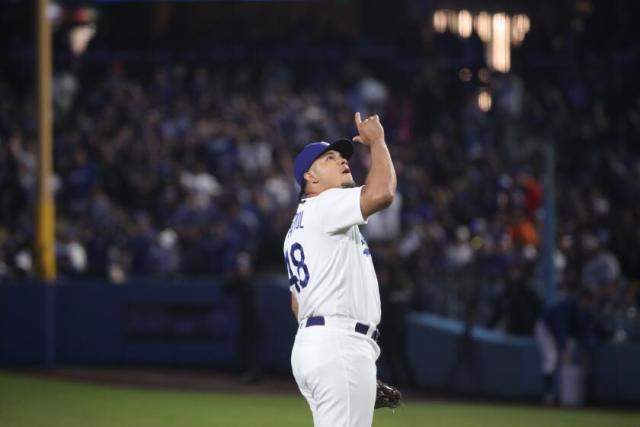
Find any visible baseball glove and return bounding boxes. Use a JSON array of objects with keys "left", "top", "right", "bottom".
[{"left": 375, "top": 380, "right": 402, "bottom": 409}]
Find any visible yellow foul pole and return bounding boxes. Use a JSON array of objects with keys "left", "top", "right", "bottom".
[{"left": 35, "top": 0, "right": 56, "bottom": 282}]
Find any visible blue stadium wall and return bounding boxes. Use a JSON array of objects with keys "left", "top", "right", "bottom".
[{"left": 1, "top": 280, "right": 639, "bottom": 403}]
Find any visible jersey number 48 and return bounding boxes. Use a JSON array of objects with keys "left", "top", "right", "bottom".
[{"left": 284, "top": 242, "right": 309, "bottom": 293}]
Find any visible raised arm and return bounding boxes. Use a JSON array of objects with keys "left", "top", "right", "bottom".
[{"left": 353, "top": 112, "right": 397, "bottom": 219}]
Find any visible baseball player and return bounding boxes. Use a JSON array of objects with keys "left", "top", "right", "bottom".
[
  {"left": 284, "top": 112, "right": 397, "bottom": 427},
  {"left": 534, "top": 290, "right": 595, "bottom": 405}
]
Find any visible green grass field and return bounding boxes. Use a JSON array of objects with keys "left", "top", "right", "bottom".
[{"left": 0, "top": 372, "right": 638, "bottom": 427}]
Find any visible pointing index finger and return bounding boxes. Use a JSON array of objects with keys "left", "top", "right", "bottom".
[{"left": 355, "top": 112, "right": 362, "bottom": 127}]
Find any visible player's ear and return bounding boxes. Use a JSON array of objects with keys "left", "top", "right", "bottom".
[{"left": 304, "top": 170, "right": 319, "bottom": 184}]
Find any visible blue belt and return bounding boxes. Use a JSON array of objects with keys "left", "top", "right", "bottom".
[{"left": 305, "top": 316, "right": 380, "bottom": 342}]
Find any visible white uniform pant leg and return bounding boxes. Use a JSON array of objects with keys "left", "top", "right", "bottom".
[
  {"left": 291, "top": 327, "right": 379, "bottom": 427},
  {"left": 534, "top": 320, "right": 558, "bottom": 375}
]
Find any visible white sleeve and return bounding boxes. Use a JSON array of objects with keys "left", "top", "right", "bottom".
[{"left": 318, "top": 187, "right": 367, "bottom": 234}]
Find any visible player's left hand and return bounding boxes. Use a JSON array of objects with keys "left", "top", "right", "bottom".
[
  {"left": 353, "top": 112, "right": 385, "bottom": 146},
  {"left": 375, "top": 380, "right": 402, "bottom": 410}
]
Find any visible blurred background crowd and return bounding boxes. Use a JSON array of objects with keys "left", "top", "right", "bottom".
[{"left": 0, "top": 0, "right": 639, "bottom": 347}]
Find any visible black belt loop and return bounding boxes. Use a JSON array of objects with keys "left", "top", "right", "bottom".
[
  {"left": 306, "top": 316, "right": 325, "bottom": 327},
  {"left": 354, "top": 322, "right": 369, "bottom": 335}
]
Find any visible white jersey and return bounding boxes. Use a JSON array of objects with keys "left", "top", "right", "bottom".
[{"left": 283, "top": 186, "right": 381, "bottom": 326}]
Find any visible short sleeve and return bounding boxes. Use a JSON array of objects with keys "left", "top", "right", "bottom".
[{"left": 317, "top": 187, "right": 367, "bottom": 233}]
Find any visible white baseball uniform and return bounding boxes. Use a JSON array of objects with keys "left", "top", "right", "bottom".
[{"left": 284, "top": 186, "right": 381, "bottom": 427}]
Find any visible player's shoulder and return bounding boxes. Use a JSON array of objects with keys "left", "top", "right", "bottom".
[
  {"left": 307, "top": 187, "right": 362, "bottom": 214},
  {"left": 318, "top": 186, "right": 362, "bottom": 201}
]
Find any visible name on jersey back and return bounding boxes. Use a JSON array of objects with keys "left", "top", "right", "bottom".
[{"left": 287, "top": 211, "right": 305, "bottom": 237}]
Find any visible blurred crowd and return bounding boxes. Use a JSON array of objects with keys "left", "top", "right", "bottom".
[{"left": 0, "top": 58, "right": 638, "bottom": 342}]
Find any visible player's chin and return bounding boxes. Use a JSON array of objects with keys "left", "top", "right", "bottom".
[{"left": 340, "top": 175, "right": 356, "bottom": 188}]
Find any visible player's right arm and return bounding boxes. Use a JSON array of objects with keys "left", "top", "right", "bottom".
[
  {"left": 291, "top": 292, "right": 299, "bottom": 318},
  {"left": 353, "top": 112, "right": 397, "bottom": 219}
]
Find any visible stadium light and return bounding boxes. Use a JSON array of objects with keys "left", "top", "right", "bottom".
[
  {"left": 511, "top": 14, "right": 530, "bottom": 46},
  {"left": 433, "top": 9, "right": 530, "bottom": 73},
  {"left": 433, "top": 9, "right": 447, "bottom": 33},
  {"left": 458, "top": 10, "right": 473, "bottom": 38},
  {"left": 475, "top": 11, "right": 492, "bottom": 42},
  {"left": 477, "top": 88, "right": 492, "bottom": 112},
  {"left": 490, "top": 13, "right": 511, "bottom": 73}
]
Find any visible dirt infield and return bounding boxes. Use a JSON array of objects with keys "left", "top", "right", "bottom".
[{"left": 25, "top": 367, "right": 301, "bottom": 396}]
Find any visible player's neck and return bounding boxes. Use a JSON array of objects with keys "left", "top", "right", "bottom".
[
  {"left": 303, "top": 183, "right": 339, "bottom": 199},
  {"left": 302, "top": 189, "right": 319, "bottom": 199}
]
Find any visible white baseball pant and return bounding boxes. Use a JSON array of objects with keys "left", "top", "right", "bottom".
[{"left": 291, "top": 316, "right": 380, "bottom": 427}]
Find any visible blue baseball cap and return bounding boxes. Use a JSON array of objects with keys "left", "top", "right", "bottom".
[{"left": 294, "top": 138, "right": 354, "bottom": 187}]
